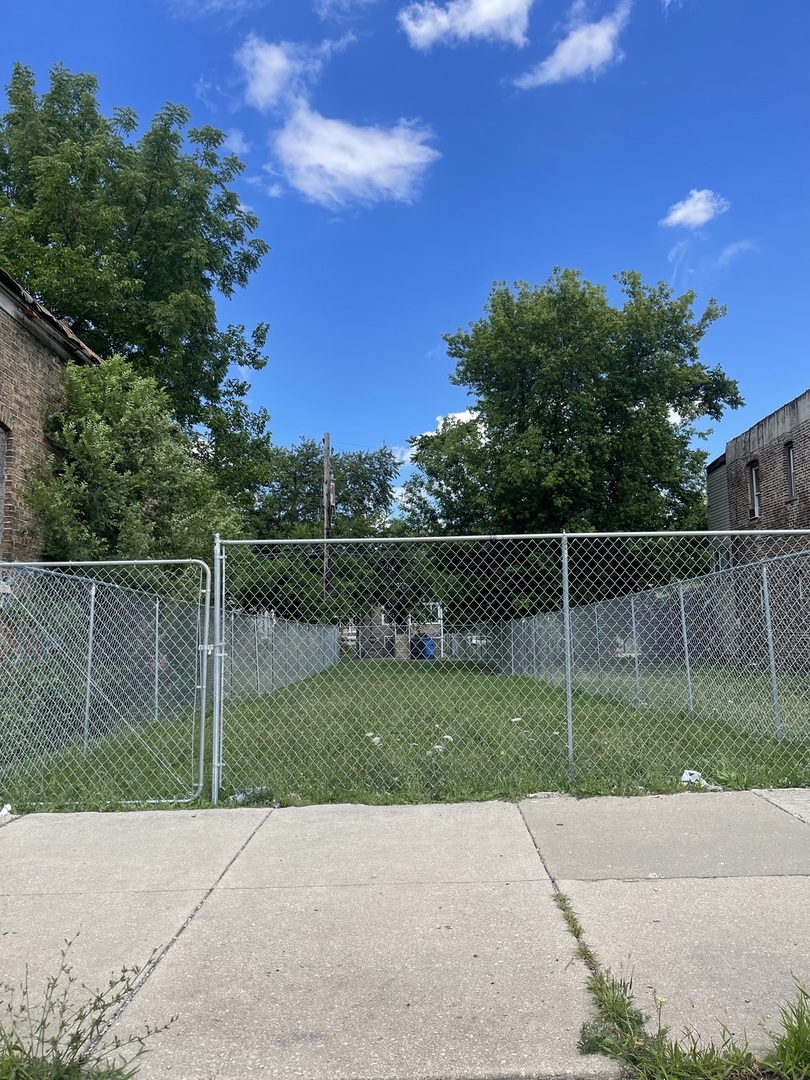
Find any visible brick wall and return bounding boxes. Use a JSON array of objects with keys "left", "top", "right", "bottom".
[
  {"left": 725, "top": 390, "right": 810, "bottom": 531},
  {"left": 0, "top": 305, "right": 66, "bottom": 561}
]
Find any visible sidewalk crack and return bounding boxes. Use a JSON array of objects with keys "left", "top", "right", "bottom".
[{"left": 101, "top": 808, "right": 274, "bottom": 1033}]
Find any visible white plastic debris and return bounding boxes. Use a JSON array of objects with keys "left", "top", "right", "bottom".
[
  {"left": 0, "top": 804, "right": 15, "bottom": 826},
  {"left": 509, "top": 717, "right": 522, "bottom": 723},
  {"left": 228, "top": 786, "right": 272, "bottom": 805},
  {"left": 680, "top": 770, "right": 723, "bottom": 792},
  {"left": 442, "top": 734, "right": 453, "bottom": 742},
  {"left": 371, "top": 736, "right": 381, "bottom": 745}
]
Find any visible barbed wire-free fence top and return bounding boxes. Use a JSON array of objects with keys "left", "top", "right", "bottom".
[
  {"left": 212, "top": 532, "right": 810, "bottom": 805},
  {"left": 0, "top": 560, "right": 210, "bottom": 807},
  {"left": 3, "top": 534, "right": 808, "bottom": 809}
]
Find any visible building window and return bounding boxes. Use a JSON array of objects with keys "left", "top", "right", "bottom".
[
  {"left": 748, "top": 461, "right": 761, "bottom": 519},
  {"left": 785, "top": 442, "right": 797, "bottom": 500}
]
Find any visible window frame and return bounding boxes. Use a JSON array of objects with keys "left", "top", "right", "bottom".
[
  {"left": 748, "top": 460, "right": 761, "bottom": 519},
  {"left": 785, "top": 441, "right": 797, "bottom": 500}
]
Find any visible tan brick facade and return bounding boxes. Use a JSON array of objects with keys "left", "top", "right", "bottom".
[
  {"left": 707, "top": 389, "right": 810, "bottom": 533},
  {"left": 0, "top": 268, "right": 101, "bottom": 561}
]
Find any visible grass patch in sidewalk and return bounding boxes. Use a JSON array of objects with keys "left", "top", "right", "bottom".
[{"left": 554, "top": 892, "right": 810, "bottom": 1080}]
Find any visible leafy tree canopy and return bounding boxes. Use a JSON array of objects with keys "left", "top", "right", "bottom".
[
  {"left": 29, "top": 357, "right": 242, "bottom": 562},
  {"left": 0, "top": 63, "right": 269, "bottom": 435},
  {"left": 401, "top": 269, "right": 743, "bottom": 535},
  {"left": 252, "top": 438, "right": 400, "bottom": 540}
]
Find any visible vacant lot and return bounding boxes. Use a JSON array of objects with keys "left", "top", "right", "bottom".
[{"left": 5, "top": 658, "right": 806, "bottom": 809}]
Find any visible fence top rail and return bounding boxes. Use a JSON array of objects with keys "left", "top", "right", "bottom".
[
  {"left": 9, "top": 558, "right": 211, "bottom": 570},
  {"left": 218, "top": 529, "right": 810, "bottom": 548},
  {"left": 2, "top": 559, "right": 211, "bottom": 599}
]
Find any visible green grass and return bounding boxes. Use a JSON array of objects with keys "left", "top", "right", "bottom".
[
  {"left": 213, "top": 659, "right": 810, "bottom": 804},
  {"left": 555, "top": 892, "right": 810, "bottom": 1080},
  {"left": 0, "top": 712, "right": 203, "bottom": 812},
  {"left": 3, "top": 658, "right": 808, "bottom": 810}
]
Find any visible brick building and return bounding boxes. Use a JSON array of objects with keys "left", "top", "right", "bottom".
[
  {"left": 0, "top": 267, "right": 101, "bottom": 561},
  {"left": 706, "top": 388, "right": 810, "bottom": 532}
]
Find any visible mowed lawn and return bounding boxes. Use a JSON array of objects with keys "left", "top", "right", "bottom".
[
  {"left": 216, "top": 659, "right": 810, "bottom": 804},
  {"left": 4, "top": 658, "right": 808, "bottom": 810}
]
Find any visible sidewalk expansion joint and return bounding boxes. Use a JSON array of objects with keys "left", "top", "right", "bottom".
[
  {"left": 752, "top": 788, "right": 810, "bottom": 826},
  {"left": 216, "top": 876, "right": 551, "bottom": 891},
  {"left": 517, "top": 801, "right": 561, "bottom": 894},
  {"left": 100, "top": 807, "right": 275, "bottom": 1035}
]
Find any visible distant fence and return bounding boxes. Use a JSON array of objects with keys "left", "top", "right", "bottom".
[
  {"left": 0, "top": 560, "right": 210, "bottom": 805},
  {"left": 485, "top": 545, "right": 810, "bottom": 740},
  {"left": 223, "top": 611, "right": 339, "bottom": 700}
]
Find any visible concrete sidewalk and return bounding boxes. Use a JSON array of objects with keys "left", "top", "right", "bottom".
[{"left": 1, "top": 790, "right": 809, "bottom": 1080}]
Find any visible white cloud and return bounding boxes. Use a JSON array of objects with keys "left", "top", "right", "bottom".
[
  {"left": 235, "top": 35, "right": 329, "bottom": 112},
  {"left": 514, "top": 0, "right": 631, "bottom": 88},
  {"left": 717, "top": 239, "right": 755, "bottom": 267},
  {"left": 266, "top": 183, "right": 285, "bottom": 198},
  {"left": 391, "top": 445, "right": 415, "bottom": 464},
  {"left": 437, "top": 409, "right": 478, "bottom": 426},
  {"left": 273, "top": 103, "right": 440, "bottom": 207},
  {"left": 223, "top": 129, "right": 252, "bottom": 156},
  {"left": 399, "top": 0, "right": 535, "bottom": 50},
  {"left": 660, "top": 188, "right": 730, "bottom": 229}
]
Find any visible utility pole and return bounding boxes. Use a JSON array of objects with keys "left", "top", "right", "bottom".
[{"left": 323, "top": 433, "right": 335, "bottom": 599}]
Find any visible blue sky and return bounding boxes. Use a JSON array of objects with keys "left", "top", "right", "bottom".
[{"left": 2, "top": 0, "right": 808, "bottom": 470}]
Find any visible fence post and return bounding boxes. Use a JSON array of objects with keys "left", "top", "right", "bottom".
[
  {"left": 154, "top": 596, "right": 161, "bottom": 724},
  {"left": 593, "top": 605, "right": 603, "bottom": 695},
  {"left": 561, "top": 534, "right": 574, "bottom": 766},
  {"left": 761, "top": 565, "right": 783, "bottom": 741},
  {"left": 82, "top": 583, "right": 97, "bottom": 756},
  {"left": 229, "top": 612, "right": 235, "bottom": 697},
  {"left": 678, "top": 584, "right": 694, "bottom": 713},
  {"left": 630, "top": 596, "right": 642, "bottom": 710},
  {"left": 254, "top": 618, "right": 261, "bottom": 694},
  {"left": 211, "top": 534, "right": 225, "bottom": 803},
  {"left": 196, "top": 569, "right": 211, "bottom": 801}
]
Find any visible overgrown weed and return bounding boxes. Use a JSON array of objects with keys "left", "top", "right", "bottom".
[{"left": 0, "top": 938, "right": 173, "bottom": 1079}]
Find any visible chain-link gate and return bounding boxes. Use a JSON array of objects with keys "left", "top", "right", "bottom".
[
  {"left": 0, "top": 559, "right": 210, "bottom": 807},
  {"left": 212, "top": 532, "right": 810, "bottom": 803}
]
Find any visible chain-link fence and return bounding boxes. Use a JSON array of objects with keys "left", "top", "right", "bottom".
[
  {"left": 213, "top": 532, "right": 810, "bottom": 803},
  {"left": 0, "top": 560, "right": 210, "bottom": 807}
]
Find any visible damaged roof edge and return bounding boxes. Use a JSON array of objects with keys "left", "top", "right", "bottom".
[{"left": 0, "top": 265, "right": 103, "bottom": 366}]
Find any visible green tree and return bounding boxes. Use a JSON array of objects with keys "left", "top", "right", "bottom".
[
  {"left": 403, "top": 269, "right": 742, "bottom": 535},
  {"left": 28, "top": 357, "right": 242, "bottom": 561},
  {"left": 252, "top": 438, "right": 399, "bottom": 539},
  {"left": 0, "top": 62, "right": 270, "bottom": 440}
]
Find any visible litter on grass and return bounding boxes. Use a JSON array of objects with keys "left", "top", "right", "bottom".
[
  {"left": 228, "top": 786, "right": 280, "bottom": 806},
  {"left": 680, "top": 769, "right": 723, "bottom": 792}
]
